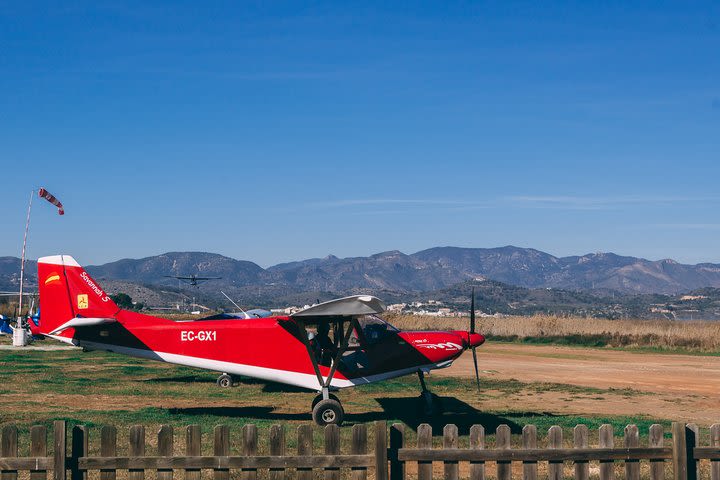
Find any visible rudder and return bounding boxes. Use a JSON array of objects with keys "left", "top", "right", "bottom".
[{"left": 37, "top": 255, "right": 119, "bottom": 336}]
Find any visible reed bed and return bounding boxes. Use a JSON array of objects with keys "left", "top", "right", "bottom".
[{"left": 386, "top": 314, "right": 720, "bottom": 351}]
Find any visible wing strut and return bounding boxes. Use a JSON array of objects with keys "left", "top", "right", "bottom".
[
  {"left": 322, "top": 318, "right": 358, "bottom": 388},
  {"left": 295, "top": 318, "right": 325, "bottom": 388}
]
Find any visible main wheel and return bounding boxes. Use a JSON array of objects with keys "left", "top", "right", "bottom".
[
  {"left": 312, "top": 398, "right": 344, "bottom": 426},
  {"left": 217, "top": 373, "right": 233, "bottom": 388},
  {"left": 311, "top": 393, "right": 340, "bottom": 410}
]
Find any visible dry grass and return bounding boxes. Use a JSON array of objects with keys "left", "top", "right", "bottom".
[{"left": 387, "top": 314, "right": 720, "bottom": 352}]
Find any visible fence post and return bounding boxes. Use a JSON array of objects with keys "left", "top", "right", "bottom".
[
  {"left": 649, "top": 424, "right": 664, "bottom": 480},
  {"left": 416, "top": 424, "right": 432, "bottom": 480},
  {"left": 496, "top": 425, "right": 511, "bottom": 480},
  {"left": 548, "top": 426, "right": 563, "bottom": 480},
  {"left": 673, "top": 422, "right": 688, "bottom": 480},
  {"left": 375, "top": 422, "right": 387, "bottom": 480},
  {"left": 53, "top": 421, "right": 66, "bottom": 480},
  {"left": 99, "top": 426, "right": 116, "bottom": 480},
  {"left": 297, "top": 425, "right": 313, "bottom": 480},
  {"left": 268, "top": 425, "right": 285, "bottom": 480},
  {"left": 711, "top": 424, "right": 719, "bottom": 480},
  {"left": 599, "top": 425, "right": 614, "bottom": 480},
  {"left": 71, "top": 426, "right": 88, "bottom": 480},
  {"left": 522, "top": 425, "right": 537, "bottom": 480},
  {"left": 352, "top": 424, "right": 368, "bottom": 480},
  {"left": 625, "top": 425, "right": 639, "bottom": 480},
  {"left": 443, "top": 425, "right": 458, "bottom": 480},
  {"left": 186, "top": 425, "right": 201, "bottom": 480},
  {"left": 128, "top": 426, "right": 145, "bottom": 480},
  {"left": 469, "top": 425, "right": 485, "bottom": 480},
  {"left": 686, "top": 424, "right": 698, "bottom": 480},
  {"left": 157, "top": 426, "right": 173, "bottom": 480},
  {"left": 214, "top": 425, "right": 230, "bottom": 480},
  {"left": 1, "top": 425, "right": 18, "bottom": 480},
  {"left": 30, "top": 426, "right": 48, "bottom": 480},
  {"left": 573, "top": 425, "right": 588, "bottom": 480},
  {"left": 325, "top": 425, "right": 340, "bottom": 480},
  {"left": 389, "top": 424, "right": 404, "bottom": 480},
  {"left": 242, "top": 425, "right": 258, "bottom": 480}
]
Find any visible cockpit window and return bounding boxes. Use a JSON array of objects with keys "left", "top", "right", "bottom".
[{"left": 357, "top": 315, "right": 398, "bottom": 344}]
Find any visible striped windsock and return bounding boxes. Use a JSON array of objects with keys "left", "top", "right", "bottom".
[{"left": 38, "top": 187, "right": 64, "bottom": 215}]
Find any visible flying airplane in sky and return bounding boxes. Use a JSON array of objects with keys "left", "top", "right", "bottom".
[
  {"left": 164, "top": 274, "right": 222, "bottom": 287},
  {"left": 34, "top": 255, "right": 485, "bottom": 425}
]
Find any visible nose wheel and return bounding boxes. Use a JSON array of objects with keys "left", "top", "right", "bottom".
[{"left": 311, "top": 390, "right": 344, "bottom": 426}]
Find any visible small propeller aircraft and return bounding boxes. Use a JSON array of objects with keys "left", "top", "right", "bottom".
[
  {"left": 34, "top": 255, "right": 485, "bottom": 425},
  {"left": 164, "top": 274, "right": 222, "bottom": 287}
]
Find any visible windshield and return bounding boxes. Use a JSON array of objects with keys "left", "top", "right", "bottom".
[{"left": 356, "top": 315, "right": 399, "bottom": 344}]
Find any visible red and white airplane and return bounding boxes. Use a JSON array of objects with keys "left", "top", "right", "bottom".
[{"left": 34, "top": 254, "right": 485, "bottom": 425}]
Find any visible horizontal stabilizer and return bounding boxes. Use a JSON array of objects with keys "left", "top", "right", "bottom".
[{"left": 49, "top": 317, "right": 117, "bottom": 335}]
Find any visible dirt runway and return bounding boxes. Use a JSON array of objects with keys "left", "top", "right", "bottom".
[{"left": 434, "top": 344, "right": 720, "bottom": 425}]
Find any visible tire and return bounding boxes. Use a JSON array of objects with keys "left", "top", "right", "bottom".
[
  {"left": 311, "top": 393, "right": 340, "bottom": 410},
  {"left": 217, "top": 374, "right": 233, "bottom": 388},
  {"left": 312, "top": 398, "right": 344, "bottom": 426}
]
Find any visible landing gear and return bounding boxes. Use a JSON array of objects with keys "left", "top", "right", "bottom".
[
  {"left": 311, "top": 389, "right": 344, "bottom": 426},
  {"left": 312, "top": 398, "right": 344, "bottom": 426},
  {"left": 312, "top": 392, "right": 340, "bottom": 410},
  {"left": 418, "top": 371, "right": 443, "bottom": 416},
  {"left": 216, "top": 373, "right": 234, "bottom": 388}
]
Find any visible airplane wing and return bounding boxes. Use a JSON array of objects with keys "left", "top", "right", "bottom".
[{"left": 290, "top": 295, "right": 386, "bottom": 319}]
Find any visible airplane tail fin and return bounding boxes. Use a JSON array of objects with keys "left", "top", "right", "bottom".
[{"left": 37, "top": 255, "right": 119, "bottom": 336}]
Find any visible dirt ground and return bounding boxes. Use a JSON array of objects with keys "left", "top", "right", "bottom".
[
  {"left": 434, "top": 344, "right": 720, "bottom": 425},
  {"left": 2, "top": 338, "right": 719, "bottom": 429}
]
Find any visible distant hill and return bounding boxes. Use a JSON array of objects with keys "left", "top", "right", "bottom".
[
  {"left": 266, "top": 246, "right": 720, "bottom": 295},
  {"left": 0, "top": 257, "right": 37, "bottom": 292},
  {"left": 3, "top": 247, "right": 720, "bottom": 310},
  {"left": 410, "top": 247, "right": 720, "bottom": 294},
  {"left": 86, "top": 251, "right": 264, "bottom": 287}
]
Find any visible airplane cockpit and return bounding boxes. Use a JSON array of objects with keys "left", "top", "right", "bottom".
[
  {"left": 287, "top": 295, "right": 421, "bottom": 384},
  {"left": 302, "top": 313, "right": 401, "bottom": 375},
  {"left": 354, "top": 314, "right": 399, "bottom": 345}
]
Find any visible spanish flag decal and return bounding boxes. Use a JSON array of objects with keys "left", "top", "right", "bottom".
[{"left": 44, "top": 273, "right": 61, "bottom": 285}]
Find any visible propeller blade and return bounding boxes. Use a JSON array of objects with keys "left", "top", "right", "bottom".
[
  {"left": 469, "top": 287, "right": 480, "bottom": 390},
  {"left": 472, "top": 347, "right": 480, "bottom": 390},
  {"left": 470, "top": 287, "right": 476, "bottom": 334}
]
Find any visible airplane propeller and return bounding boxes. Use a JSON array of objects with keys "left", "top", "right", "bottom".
[{"left": 469, "top": 287, "right": 480, "bottom": 390}]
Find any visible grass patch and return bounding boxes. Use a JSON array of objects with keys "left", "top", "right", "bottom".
[{"left": 0, "top": 336, "right": 687, "bottom": 452}]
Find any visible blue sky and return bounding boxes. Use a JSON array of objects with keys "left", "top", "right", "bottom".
[{"left": 1, "top": 1, "right": 719, "bottom": 267}]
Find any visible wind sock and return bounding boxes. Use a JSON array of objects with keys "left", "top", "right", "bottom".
[{"left": 38, "top": 187, "right": 64, "bottom": 215}]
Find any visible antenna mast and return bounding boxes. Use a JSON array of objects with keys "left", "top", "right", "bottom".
[{"left": 221, "top": 291, "right": 248, "bottom": 317}]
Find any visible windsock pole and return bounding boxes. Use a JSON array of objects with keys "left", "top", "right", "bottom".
[{"left": 17, "top": 189, "right": 34, "bottom": 329}]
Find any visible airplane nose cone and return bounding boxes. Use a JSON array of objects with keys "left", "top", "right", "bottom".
[
  {"left": 469, "top": 332, "right": 485, "bottom": 348},
  {"left": 451, "top": 331, "right": 486, "bottom": 349}
]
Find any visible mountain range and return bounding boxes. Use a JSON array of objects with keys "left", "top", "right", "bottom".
[
  {"left": 2, "top": 246, "right": 720, "bottom": 298},
  {"left": 3, "top": 247, "right": 720, "bottom": 319}
]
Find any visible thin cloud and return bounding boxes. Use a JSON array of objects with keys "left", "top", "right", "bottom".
[
  {"left": 296, "top": 194, "right": 720, "bottom": 214},
  {"left": 504, "top": 195, "right": 720, "bottom": 210},
  {"left": 304, "top": 199, "right": 482, "bottom": 208},
  {"left": 649, "top": 223, "right": 720, "bottom": 230}
]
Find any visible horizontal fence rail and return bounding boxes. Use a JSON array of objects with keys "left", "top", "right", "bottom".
[
  {"left": 389, "top": 422, "right": 720, "bottom": 480},
  {"left": 0, "top": 421, "right": 718, "bottom": 480}
]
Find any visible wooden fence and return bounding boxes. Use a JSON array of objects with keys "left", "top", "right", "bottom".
[
  {"left": 0, "top": 421, "right": 718, "bottom": 480},
  {"left": 391, "top": 423, "right": 720, "bottom": 480}
]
